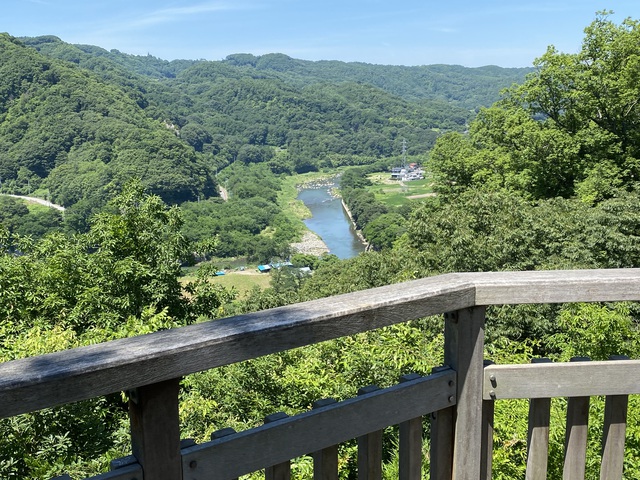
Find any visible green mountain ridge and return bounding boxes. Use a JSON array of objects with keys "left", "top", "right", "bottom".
[
  {"left": 0, "top": 33, "right": 530, "bottom": 224},
  {"left": 0, "top": 33, "right": 217, "bottom": 213}
]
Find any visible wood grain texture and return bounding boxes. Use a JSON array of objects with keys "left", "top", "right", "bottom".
[
  {"left": 399, "top": 417, "right": 422, "bottom": 480},
  {"left": 358, "top": 430, "right": 382, "bottom": 480},
  {"left": 525, "top": 397, "right": 551, "bottom": 480},
  {"left": 429, "top": 406, "right": 454, "bottom": 480},
  {"left": 480, "top": 400, "right": 494, "bottom": 480},
  {"left": 312, "top": 399, "right": 339, "bottom": 480},
  {"left": 265, "top": 462, "right": 291, "bottom": 480},
  {"left": 446, "top": 307, "right": 486, "bottom": 480},
  {"left": 563, "top": 396, "right": 590, "bottom": 480},
  {"left": 600, "top": 395, "right": 628, "bottom": 480},
  {"left": 0, "top": 274, "right": 474, "bottom": 419},
  {"left": 181, "top": 370, "right": 455, "bottom": 480},
  {"left": 313, "top": 445, "right": 338, "bottom": 480},
  {"left": 2, "top": 269, "right": 638, "bottom": 420},
  {"left": 471, "top": 268, "right": 640, "bottom": 305},
  {"left": 129, "top": 379, "right": 181, "bottom": 480},
  {"left": 483, "top": 360, "right": 640, "bottom": 399}
]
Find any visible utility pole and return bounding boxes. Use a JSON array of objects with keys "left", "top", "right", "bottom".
[{"left": 402, "top": 138, "right": 407, "bottom": 168}]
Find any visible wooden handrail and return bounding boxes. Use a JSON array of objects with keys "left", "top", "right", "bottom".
[
  {"left": 483, "top": 359, "right": 640, "bottom": 399},
  {"left": 1, "top": 268, "right": 636, "bottom": 480},
  {"left": 1, "top": 269, "right": 638, "bottom": 420},
  {"left": 181, "top": 369, "right": 456, "bottom": 480}
]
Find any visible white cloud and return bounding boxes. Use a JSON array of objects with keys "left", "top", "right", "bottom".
[{"left": 129, "top": 1, "right": 254, "bottom": 28}]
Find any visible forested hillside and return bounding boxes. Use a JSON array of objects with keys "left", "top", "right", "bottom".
[
  {"left": 0, "top": 32, "right": 528, "bottom": 243},
  {"left": 0, "top": 34, "right": 217, "bottom": 214},
  {"left": 3, "top": 13, "right": 640, "bottom": 479}
]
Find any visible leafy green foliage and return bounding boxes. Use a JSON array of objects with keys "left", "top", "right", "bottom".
[
  {"left": 0, "top": 34, "right": 217, "bottom": 215},
  {"left": 429, "top": 13, "right": 640, "bottom": 203}
]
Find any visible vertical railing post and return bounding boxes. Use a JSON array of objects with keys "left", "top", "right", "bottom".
[
  {"left": 430, "top": 367, "right": 454, "bottom": 480},
  {"left": 445, "top": 307, "right": 486, "bottom": 480},
  {"left": 312, "top": 398, "right": 339, "bottom": 480},
  {"left": 563, "top": 357, "right": 591, "bottom": 480},
  {"left": 357, "top": 385, "right": 383, "bottom": 480},
  {"left": 399, "top": 373, "right": 423, "bottom": 480},
  {"left": 264, "top": 412, "right": 292, "bottom": 480},
  {"left": 481, "top": 361, "right": 495, "bottom": 480},
  {"left": 600, "top": 355, "right": 630, "bottom": 480},
  {"left": 526, "top": 358, "right": 552, "bottom": 480},
  {"left": 129, "top": 378, "right": 182, "bottom": 480}
]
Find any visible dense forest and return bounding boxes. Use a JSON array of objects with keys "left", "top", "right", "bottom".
[
  {"left": 2, "top": 12, "right": 640, "bottom": 479},
  {"left": 0, "top": 31, "right": 527, "bottom": 257}
]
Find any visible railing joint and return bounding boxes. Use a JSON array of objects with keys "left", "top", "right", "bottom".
[
  {"left": 358, "top": 385, "right": 381, "bottom": 395},
  {"left": 211, "top": 427, "right": 237, "bottom": 440},
  {"left": 265, "top": 411, "right": 290, "bottom": 423},
  {"left": 110, "top": 454, "right": 138, "bottom": 471}
]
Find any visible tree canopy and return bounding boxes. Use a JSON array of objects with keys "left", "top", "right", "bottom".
[{"left": 430, "top": 12, "right": 640, "bottom": 203}]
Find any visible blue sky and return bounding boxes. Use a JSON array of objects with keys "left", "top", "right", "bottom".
[{"left": 4, "top": 1, "right": 640, "bottom": 67}]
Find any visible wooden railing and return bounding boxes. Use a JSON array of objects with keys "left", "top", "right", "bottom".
[{"left": 3, "top": 268, "right": 640, "bottom": 480}]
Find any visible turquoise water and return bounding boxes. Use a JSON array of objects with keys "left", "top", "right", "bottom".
[{"left": 297, "top": 184, "right": 366, "bottom": 259}]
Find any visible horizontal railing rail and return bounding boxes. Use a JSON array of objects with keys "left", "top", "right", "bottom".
[
  {"left": 481, "top": 357, "right": 637, "bottom": 480},
  {"left": 483, "top": 358, "right": 640, "bottom": 399},
  {"left": 182, "top": 368, "right": 456, "bottom": 479},
  {"left": 2, "top": 268, "right": 638, "bottom": 420},
  {"left": 2, "top": 268, "right": 639, "bottom": 480}
]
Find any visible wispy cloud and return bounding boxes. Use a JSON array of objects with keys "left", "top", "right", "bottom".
[{"left": 129, "top": 1, "right": 254, "bottom": 28}]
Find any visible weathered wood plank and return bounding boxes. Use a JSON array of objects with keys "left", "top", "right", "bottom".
[
  {"left": 313, "top": 444, "right": 338, "bottom": 480},
  {"left": 398, "top": 374, "right": 422, "bottom": 480},
  {"left": 480, "top": 360, "right": 495, "bottom": 480},
  {"left": 181, "top": 370, "right": 456, "bottom": 480},
  {"left": 563, "top": 395, "right": 590, "bottom": 480},
  {"left": 0, "top": 274, "right": 475, "bottom": 419},
  {"left": 524, "top": 358, "right": 553, "bottom": 480},
  {"left": 264, "top": 413, "right": 292, "bottom": 480},
  {"left": 525, "top": 397, "right": 551, "bottom": 480},
  {"left": 129, "top": 378, "right": 181, "bottom": 480},
  {"left": 357, "top": 386, "right": 383, "bottom": 480},
  {"left": 2, "top": 269, "right": 639, "bottom": 419},
  {"left": 399, "top": 416, "right": 422, "bottom": 480},
  {"left": 265, "top": 462, "right": 291, "bottom": 480},
  {"left": 83, "top": 464, "right": 143, "bottom": 480},
  {"left": 429, "top": 364, "right": 455, "bottom": 480},
  {"left": 600, "top": 394, "right": 628, "bottom": 480},
  {"left": 472, "top": 268, "right": 640, "bottom": 305},
  {"left": 480, "top": 399, "right": 494, "bottom": 480},
  {"left": 446, "top": 307, "right": 486, "bottom": 480},
  {"left": 429, "top": 404, "right": 454, "bottom": 480},
  {"left": 358, "top": 429, "right": 382, "bottom": 480},
  {"left": 483, "top": 360, "right": 640, "bottom": 399},
  {"left": 312, "top": 399, "right": 339, "bottom": 480}
]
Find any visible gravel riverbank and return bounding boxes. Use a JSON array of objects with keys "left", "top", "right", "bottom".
[{"left": 290, "top": 231, "right": 330, "bottom": 256}]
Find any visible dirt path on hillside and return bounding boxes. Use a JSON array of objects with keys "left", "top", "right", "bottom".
[{"left": 0, "top": 194, "right": 66, "bottom": 211}]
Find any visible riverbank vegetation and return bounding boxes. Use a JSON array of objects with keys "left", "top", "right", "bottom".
[{"left": 3, "top": 12, "right": 640, "bottom": 479}]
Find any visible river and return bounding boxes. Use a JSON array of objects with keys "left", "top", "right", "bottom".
[{"left": 297, "top": 182, "right": 366, "bottom": 259}]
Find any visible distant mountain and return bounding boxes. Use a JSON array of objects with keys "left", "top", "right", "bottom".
[
  {"left": 0, "top": 34, "right": 216, "bottom": 210},
  {"left": 1, "top": 34, "right": 531, "bottom": 222},
  {"left": 221, "top": 53, "right": 532, "bottom": 109}
]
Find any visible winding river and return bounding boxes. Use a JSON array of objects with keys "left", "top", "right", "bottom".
[{"left": 297, "top": 183, "right": 366, "bottom": 259}]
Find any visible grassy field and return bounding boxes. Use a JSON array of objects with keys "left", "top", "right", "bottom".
[
  {"left": 181, "top": 266, "right": 272, "bottom": 299},
  {"left": 208, "top": 271, "right": 272, "bottom": 298},
  {"left": 366, "top": 173, "right": 435, "bottom": 207}
]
